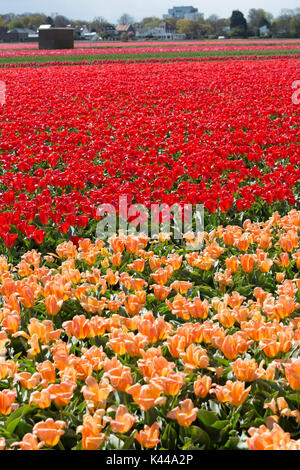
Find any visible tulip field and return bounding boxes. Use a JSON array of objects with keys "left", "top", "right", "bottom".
[{"left": 0, "top": 41, "right": 299, "bottom": 451}]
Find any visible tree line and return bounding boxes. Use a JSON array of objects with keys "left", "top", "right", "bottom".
[{"left": 1, "top": 8, "right": 300, "bottom": 39}]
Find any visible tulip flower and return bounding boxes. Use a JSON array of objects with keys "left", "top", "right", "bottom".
[
  {"left": 284, "top": 359, "right": 300, "bottom": 391},
  {"left": 32, "top": 418, "right": 66, "bottom": 447},
  {"left": 134, "top": 423, "right": 160, "bottom": 449},
  {"left": 0, "top": 389, "right": 17, "bottom": 415},
  {"left": 11, "top": 434, "right": 43, "bottom": 450},
  {"left": 167, "top": 399, "right": 198, "bottom": 427},
  {"left": 109, "top": 405, "right": 136, "bottom": 433}
]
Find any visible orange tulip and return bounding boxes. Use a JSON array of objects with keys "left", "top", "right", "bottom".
[
  {"left": 187, "top": 297, "right": 209, "bottom": 320},
  {"left": 56, "top": 241, "right": 77, "bottom": 258},
  {"left": 259, "top": 337, "right": 280, "bottom": 358},
  {"left": 16, "top": 371, "right": 41, "bottom": 390},
  {"left": 231, "top": 358, "right": 258, "bottom": 382},
  {"left": 218, "top": 332, "right": 250, "bottom": 360},
  {"left": 36, "top": 360, "right": 56, "bottom": 387},
  {"left": 275, "top": 252, "right": 290, "bottom": 268},
  {"left": 247, "top": 424, "right": 300, "bottom": 450},
  {"left": 0, "top": 360, "right": 17, "bottom": 380},
  {"left": 124, "top": 292, "right": 146, "bottom": 316},
  {"left": 216, "top": 308, "right": 236, "bottom": 328},
  {"left": 134, "top": 423, "right": 160, "bottom": 449},
  {"left": 33, "top": 418, "right": 66, "bottom": 447},
  {"left": 239, "top": 254, "right": 255, "bottom": 273},
  {"left": 29, "top": 389, "right": 51, "bottom": 409},
  {"left": 109, "top": 405, "right": 136, "bottom": 433},
  {"left": 150, "top": 284, "right": 171, "bottom": 301},
  {"left": 104, "top": 364, "right": 133, "bottom": 392},
  {"left": 150, "top": 268, "right": 169, "bottom": 285},
  {"left": 109, "top": 236, "right": 125, "bottom": 254},
  {"left": 167, "top": 399, "right": 198, "bottom": 427},
  {"left": 180, "top": 344, "right": 209, "bottom": 371},
  {"left": 0, "top": 389, "right": 17, "bottom": 415},
  {"left": 44, "top": 295, "right": 63, "bottom": 316},
  {"left": 284, "top": 359, "right": 300, "bottom": 391},
  {"left": 151, "top": 372, "right": 186, "bottom": 396},
  {"left": 77, "top": 411, "right": 107, "bottom": 450},
  {"left": 225, "top": 256, "right": 239, "bottom": 273},
  {"left": 170, "top": 281, "right": 193, "bottom": 295},
  {"left": 81, "top": 376, "right": 113, "bottom": 410},
  {"left": 211, "top": 380, "right": 251, "bottom": 407},
  {"left": 127, "top": 259, "right": 145, "bottom": 272},
  {"left": 194, "top": 375, "right": 212, "bottom": 399},
  {"left": 110, "top": 252, "right": 122, "bottom": 267},
  {"left": 124, "top": 236, "right": 140, "bottom": 254},
  {"left": 127, "top": 382, "right": 166, "bottom": 411},
  {"left": 11, "top": 434, "right": 43, "bottom": 450},
  {"left": 47, "top": 381, "right": 76, "bottom": 407}
]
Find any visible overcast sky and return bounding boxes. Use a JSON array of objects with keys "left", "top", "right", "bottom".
[{"left": 1, "top": 0, "right": 299, "bottom": 23}]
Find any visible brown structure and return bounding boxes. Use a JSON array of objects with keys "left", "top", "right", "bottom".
[
  {"left": 116, "top": 24, "right": 135, "bottom": 38},
  {"left": 39, "top": 27, "right": 74, "bottom": 50}
]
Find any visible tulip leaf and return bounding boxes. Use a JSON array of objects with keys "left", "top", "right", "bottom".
[
  {"left": 122, "top": 432, "right": 135, "bottom": 450},
  {"left": 189, "top": 426, "right": 211, "bottom": 448},
  {"left": 210, "top": 420, "right": 230, "bottom": 430},
  {"left": 161, "top": 423, "right": 177, "bottom": 449},
  {"left": 197, "top": 409, "right": 219, "bottom": 427},
  {"left": 5, "top": 405, "right": 34, "bottom": 434}
]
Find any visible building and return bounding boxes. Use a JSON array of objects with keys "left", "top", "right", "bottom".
[
  {"left": 135, "top": 22, "right": 185, "bottom": 40},
  {"left": 38, "top": 26, "right": 74, "bottom": 49},
  {"left": 3, "top": 28, "right": 37, "bottom": 42},
  {"left": 163, "top": 6, "right": 201, "bottom": 21},
  {"left": 116, "top": 24, "right": 135, "bottom": 38}
]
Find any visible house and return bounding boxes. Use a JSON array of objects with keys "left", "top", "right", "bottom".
[
  {"left": 116, "top": 24, "right": 135, "bottom": 38},
  {"left": 259, "top": 25, "right": 271, "bottom": 37},
  {"left": 3, "top": 28, "right": 37, "bottom": 42},
  {"left": 0, "top": 27, "right": 8, "bottom": 41},
  {"left": 136, "top": 22, "right": 185, "bottom": 40},
  {"left": 102, "top": 25, "right": 118, "bottom": 40}
]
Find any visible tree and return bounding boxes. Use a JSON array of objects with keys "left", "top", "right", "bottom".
[
  {"left": 176, "top": 19, "right": 201, "bottom": 39},
  {"left": 53, "top": 15, "right": 69, "bottom": 27},
  {"left": 118, "top": 13, "right": 134, "bottom": 25},
  {"left": 8, "top": 18, "right": 25, "bottom": 30},
  {"left": 248, "top": 8, "right": 272, "bottom": 35},
  {"left": 230, "top": 10, "right": 248, "bottom": 37}
]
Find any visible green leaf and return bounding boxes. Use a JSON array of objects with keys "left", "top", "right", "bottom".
[
  {"left": 5, "top": 405, "right": 34, "bottom": 434},
  {"left": 189, "top": 426, "right": 211, "bottom": 448},
  {"left": 122, "top": 431, "right": 135, "bottom": 450},
  {"left": 210, "top": 420, "right": 230, "bottom": 430},
  {"left": 161, "top": 423, "right": 177, "bottom": 449},
  {"left": 197, "top": 409, "right": 218, "bottom": 427}
]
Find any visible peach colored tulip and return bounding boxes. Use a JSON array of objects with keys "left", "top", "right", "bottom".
[
  {"left": 30, "top": 389, "right": 51, "bottom": 409},
  {"left": 284, "top": 359, "right": 300, "bottom": 391},
  {"left": 109, "top": 405, "right": 136, "bottom": 433},
  {"left": 33, "top": 418, "right": 66, "bottom": 447},
  {"left": 248, "top": 424, "right": 300, "bottom": 450},
  {"left": 231, "top": 358, "right": 258, "bottom": 382},
  {"left": 127, "top": 382, "right": 166, "bottom": 411},
  {"left": 77, "top": 411, "right": 107, "bottom": 450},
  {"left": 134, "top": 423, "right": 160, "bottom": 449},
  {"left": 47, "top": 381, "right": 76, "bottom": 407},
  {"left": 167, "top": 399, "right": 198, "bottom": 427},
  {"left": 11, "top": 434, "right": 43, "bottom": 450},
  {"left": 0, "top": 389, "right": 17, "bottom": 415},
  {"left": 194, "top": 375, "right": 212, "bottom": 399}
]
